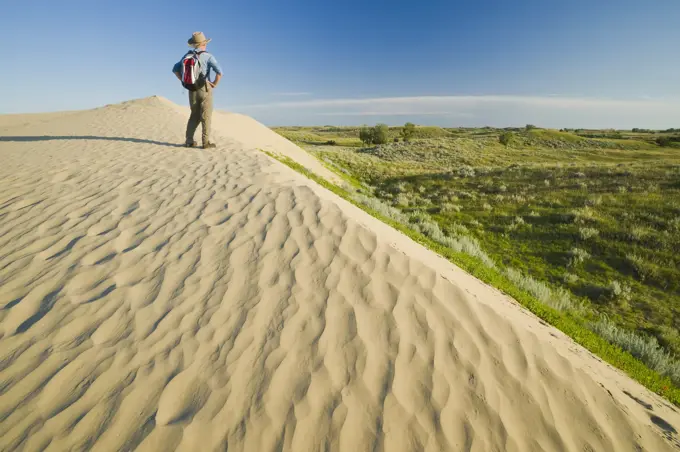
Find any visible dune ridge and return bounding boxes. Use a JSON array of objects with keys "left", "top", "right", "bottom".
[{"left": 0, "top": 96, "right": 678, "bottom": 451}]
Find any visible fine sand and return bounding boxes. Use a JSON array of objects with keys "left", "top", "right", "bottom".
[{"left": 0, "top": 96, "right": 679, "bottom": 451}]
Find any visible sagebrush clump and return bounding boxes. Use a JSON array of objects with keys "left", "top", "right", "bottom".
[
  {"left": 568, "top": 248, "right": 590, "bottom": 267},
  {"left": 579, "top": 227, "right": 599, "bottom": 240}
]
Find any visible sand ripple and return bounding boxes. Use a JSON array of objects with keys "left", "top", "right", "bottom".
[{"left": 0, "top": 97, "right": 678, "bottom": 451}]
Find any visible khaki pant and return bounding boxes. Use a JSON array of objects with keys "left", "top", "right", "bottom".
[{"left": 186, "top": 83, "right": 213, "bottom": 145}]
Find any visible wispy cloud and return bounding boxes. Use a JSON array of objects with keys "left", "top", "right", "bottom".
[
  {"left": 232, "top": 94, "right": 680, "bottom": 128},
  {"left": 236, "top": 95, "right": 670, "bottom": 110},
  {"left": 272, "top": 92, "right": 312, "bottom": 96},
  {"left": 317, "top": 111, "right": 474, "bottom": 117}
]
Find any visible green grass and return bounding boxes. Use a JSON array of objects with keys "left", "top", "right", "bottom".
[
  {"left": 273, "top": 129, "right": 364, "bottom": 147},
  {"left": 262, "top": 149, "right": 680, "bottom": 406},
  {"left": 380, "top": 165, "right": 680, "bottom": 335},
  {"left": 273, "top": 125, "right": 456, "bottom": 144},
  {"left": 528, "top": 128, "right": 586, "bottom": 143}
]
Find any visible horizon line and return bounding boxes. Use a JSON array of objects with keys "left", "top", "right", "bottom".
[{"left": 232, "top": 94, "right": 675, "bottom": 110}]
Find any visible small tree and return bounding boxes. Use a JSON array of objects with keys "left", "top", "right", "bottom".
[
  {"left": 359, "top": 124, "right": 391, "bottom": 145},
  {"left": 657, "top": 136, "right": 672, "bottom": 147},
  {"left": 401, "top": 122, "right": 416, "bottom": 142},
  {"left": 359, "top": 126, "right": 373, "bottom": 146},
  {"left": 525, "top": 124, "right": 537, "bottom": 130},
  {"left": 373, "top": 123, "right": 389, "bottom": 144},
  {"left": 499, "top": 131, "right": 514, "bottom": 147}
]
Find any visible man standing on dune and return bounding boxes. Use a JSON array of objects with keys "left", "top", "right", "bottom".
[{"left": 173, "top": 32, "right": 223, "bottom": 149}]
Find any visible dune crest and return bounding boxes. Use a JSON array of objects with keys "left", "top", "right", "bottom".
[{"left": 0, "top": 97, "right": 678, "bottom": 451}]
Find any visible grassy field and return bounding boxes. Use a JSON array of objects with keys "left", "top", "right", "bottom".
[{"left": 273, "top": 124, "right": 680, "bottom": 392}]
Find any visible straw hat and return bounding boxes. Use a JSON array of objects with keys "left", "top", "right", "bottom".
[{"left": 188, "top": 31, "right": 211, "bottom": 47}]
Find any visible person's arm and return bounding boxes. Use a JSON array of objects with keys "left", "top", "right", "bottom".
[
  {"left": 208, "top": 55, "right": 223, "bottom": 88},
  {"left": 210, "top": 73, "right": 222, "bottom": 88}
]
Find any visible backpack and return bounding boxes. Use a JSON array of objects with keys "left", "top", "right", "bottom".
[{"left": 181, "top": 50, "right": 205, "bottom": 91}]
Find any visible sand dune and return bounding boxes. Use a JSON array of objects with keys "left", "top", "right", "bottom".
[{"left": 0, "top": 96, "right": 679, "bottom": 451}]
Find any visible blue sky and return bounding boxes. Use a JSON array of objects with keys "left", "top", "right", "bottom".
[{"left": 2, "top": 0, "right": 679, "bottom": 128}]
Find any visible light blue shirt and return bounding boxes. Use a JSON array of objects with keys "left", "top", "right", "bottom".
[{"left": 173, "top": 51, "right": 223, "bottom": 82}]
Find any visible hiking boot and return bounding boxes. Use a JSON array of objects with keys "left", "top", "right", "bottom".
[
  {"left": 184, "top": 141, "right": 197, "bottom": 148},
  {"left": 203, "top": 142, "right": 217, "bottom": 149}
]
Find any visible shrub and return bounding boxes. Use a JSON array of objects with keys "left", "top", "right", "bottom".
[
  {"left": 507, "top": 216, "right": 525, "bottom": 232},
  {"left": 627, "top": 226, "right": 649, "bottom": 242},
  {"left": 483, "top": 203, "right": 492, "bottom": 211},
  {"left": 395, "top": 194, "right": 411, "bottom": 206},
  {"left": 393, "top": 137, "right": 400, "bottom": 143},
  {"left": 458, "top": 165, "right": 476, "bottom": 178},
  {"left": 657, "top": 136, "right": 673, "bottom": 147},
  {"left": 581, "top": 282, "right": 608, "bottom": 301},
  {"left": 359, "top": 124, "right": 390, "bottom": 145},
  {"left": 584, "top": 196, "right": 602, "bottom": 207},
  {"left": 401, "top": 122, "right": 416, "bottom": 142},
  {"left": 447, "top": 223, "right": 470, "bottom": 235},
  {"left": 354, "top": 194, "right": 496, "bottom": 268},
  {"left": 646, "top": 183, "right": 660, "bottom": 193},
  {"left": 499, "top": 131, "right": 514, "bottom": 146},
  {"left": 418, "top": 219, "right": 444, "bottom": 237},
  {"left": 579, "top": 227, "right": 599, "bottom": 240},
  {"left": 373, "top": 123, "right": 389, "bottom": 145},
  {"left": 563, "top": 273, "right": 579, "bottom": 284},
  {"left": 568, "top": 247, "right": 591, "bottom": 267},
  {"left": 359, "top": 126, "right": 373, "bottom": 146},
  {"left": 659, "top": 326, "right": 680, "bottom": 357},
  {"left": 525, "top": 124, "right": 537, "bottom": 130},
  {"left": 408, "top": 211, "right": 430, "bottom": 225},
  {"left": 626, "top": 254, "right": 660, "bottom": 282},
  {"left": 504, "top": 268, "right": 578, "bottom": 312},
  {"left": 352, "top": 193, "right": 410, "bottom": 224},
  {"left": 325, "top": 140, "right": 337, "bottom": 145},
  {"left": 441, "top": 203, "right": 462, "bottom": 213},
  {"left": 591, "top": 317, "right": 680, "bottom": 384},
  {"left": 670, "top": 217, "right": 680, "bottom": 232},
  {"left": 607, "top": 280, "right": 632, "bottom": 302},
  {"left": 571, "top": 207, "right": 596, "bottom": 224},
  {"left": 392, "top": 182, "right": 408, "bottom": 194}
]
